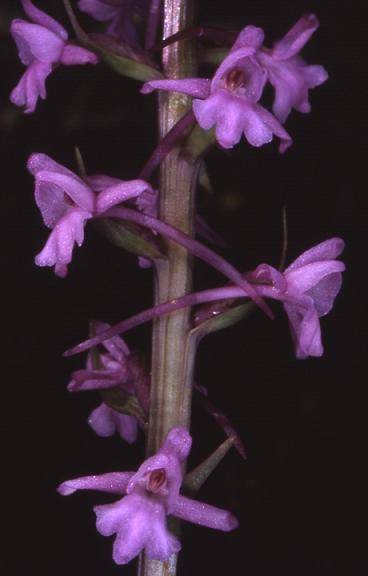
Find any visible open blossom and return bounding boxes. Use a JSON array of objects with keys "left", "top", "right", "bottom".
[
  {"left": 10, "top": 0, "right": 98, "bottom": 113},
  {"left": 257, "top": 14, "right": 328, "bottom": 122},
  {"left": 58, "top": 427, "right": 238, "bottom": 564},
  {"left": 68, "top": 322, "right": 150, "bottom": 443},
  {"left": 142, "top": 14, "right": 327, "bottom": 151},
  {"left": 28, "top": 153, "right": 152, "bottom": 277},
  {"left": 142, "top": 26, "right": 292, "bottom": 152},
  {"left": 78, "top": 0, "right": 147, "bottom": 46},
  {"left": 245, "top": 238, "right": 345, "bottom": 358}
]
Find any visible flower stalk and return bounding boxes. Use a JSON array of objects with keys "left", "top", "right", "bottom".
[{"left": 140, "top": 1, "right": 197, "bottom": 574}]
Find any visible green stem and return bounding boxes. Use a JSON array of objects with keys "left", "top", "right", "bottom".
[{"left": 139, "top": 1, "right": 197, "bottom": 575}]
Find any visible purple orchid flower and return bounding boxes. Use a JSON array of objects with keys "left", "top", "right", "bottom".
[
  {"left": 68, "top": 321, "right": 150, "bottom": 443},
  {"left": 28, "top": 153, "right": 152, "bottom": 277},
  {"left": 78, "top": 0, "right": 148, "bottom": 46},
  {"left": 64, "top": 238, "right": 345, "bottom": 360},
  {"left": 10, "top": 0, "right": 98, "bottom": 113},
  {"left": 257, "top": 14, "right": 328, "bottom": 123},
  {"left": 246, "top": 237, "right": 345, "bottom": 358},
  {"left": 58, "top": 427, "right": 238, "bottom": 564},
  {"left": 142, "top": 26, "right": 292, "bottom": 152}
]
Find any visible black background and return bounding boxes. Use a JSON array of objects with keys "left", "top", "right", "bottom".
[{"left": 1, "top": 1, "right": 363, "bottom": 575}]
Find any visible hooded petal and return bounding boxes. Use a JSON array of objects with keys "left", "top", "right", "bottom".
[
  {"left": 10, "top": 20, "right": 65, "bottom": 65},
  {"left": 272, "top": 14, "right": 320, "bottom": 60},
  {"left": 95, "top": 179, "right": 151, "bottom": 213},
  {"left": 35, "top": 208, "right": 92, "bottom": 276},
  {"left": 57, "top": 471, "right": 134, "bottom": 495},
  {"left": 21, "top": 0, "right": 68, "bottom": 40},
  {"left": 141, "top": 78, "right": 211, "bottom": 99},
  {"left": 10, "top": 60, "right": 52, "bottom": 114},
  {"left": 212, "top": 26, "right": 265, "bottom": 93},
  {"left": 286, "top": 260, "right": 345, "bottom": 296},
  {"left": 28, "top": 153, "right": 93, "bottom": 226},
  {"left": 60, "top": 44, "right": 99, "bottom": 66},
  {"left": 35, "top": 170, "right": 95, "bottom": 213},
  {"left": 285, "top": 238, "right": 345, "bottom": 272},
  {"left": 173, "top": 495, "right": 239, "bottom": 532}
]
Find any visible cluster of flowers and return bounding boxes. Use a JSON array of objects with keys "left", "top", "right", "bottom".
[{"left": 10, "top": 0, "right": 345, "bottom": 567}]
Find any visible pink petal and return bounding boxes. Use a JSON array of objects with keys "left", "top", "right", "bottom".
[
  {"left": 284, "top": 298, "right": 323, "bottom": 359},
  {"left": 88, "top": 403, "right": 138, "bottom": 443},
  {"left": 141, "top": 78, "right": 211, "bottom": 98},
  {"left": 57, "top": 471, "right": 134, "bottom": 495},
  {"left": 272, "top": 14, "right": 319, "bottom": 60},
  {"left": 172, "top": 496, "right": 239, "bottom": 532},
  {"left": 21, "top": 0, "right": 68, "bottom": 40},
  {"left": 285, "top": 238, "right": 345, "bottom": 272},
  {"left": 286, "top": 261, "right": 345, "bottom": 295},
  {"left": 95, "top": 179, "right": 151, "bottom": 214},
  {"left": 60, "top": 44, "right": 99, "bottom": 66},
  {"left": 10, "top": 60, "right": 52, "bottom": 114},
  {"left": 254, "top": 104, "right": 293, "bottom": 152},
  {"left": 35, "top": 208, "right": 91, "bottom": 276},
  {"left": 35, "top": 170, "right": 95, "bottom": 213},
  {"left": 232, "top": 25, "right": 265, "bottom": 51},
  {"left": 11, "top": 20, "right": 65, "bottom": 65},
  {"left": 88, "top": 403, "right": 119, "bottom": 437}
]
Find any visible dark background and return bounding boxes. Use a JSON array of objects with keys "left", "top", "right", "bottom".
[{"left": 1, "top": 1, "right": 363, "bottom": 574}]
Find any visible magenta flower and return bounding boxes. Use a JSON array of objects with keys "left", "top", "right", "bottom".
[
  {"left": 58, "top": 427, "right": 238, "bottom": 564},
  {"left": 28, "top": 153, "right": 152, "bottom": 277},
  {"left": 64, "top": 238, "right": 345, "bottom": 361},
  {"left": 247, "top": 238, "right": 345, "bottom": 358},
  {"left": 68, "top": 321, "right": 150, "bottom": 443},
  {"left": 142, "top": 26, "right": 292, "bottom": 152},
  {"left": 10, "top": 0, "right": 98, "bottom": 113},
  {"left": 257, "top": 14, "right": 328, "bottom": 122},
  {"left": 78, "top": 0, "right": 147, "bottom": 45}
]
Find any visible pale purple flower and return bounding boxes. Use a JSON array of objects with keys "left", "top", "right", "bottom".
[
  {"left": 10, "top": 0, "right": 98, "bottom": 113},
  {"left": 58, "top": 427, "right": 238, "bottom": 564},
  {"left": 68, "top": 321, "right": 150, "bottom": 443},
  {"left": 142, "top": 26, "right": 292, "bottom": 152},
  {"left": 257, "top": 14, "right": 328, "bottom": 122},
  {"left": 247, "top": 238, "right": 345, "bottom": 358},
  {"left": 78, "top": 0, "right": 147, "bottom": 45},
  {"left": 28, "top": 153, "right": 152, "bottom": 277}
]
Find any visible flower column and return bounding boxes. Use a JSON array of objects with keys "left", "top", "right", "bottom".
[{"left": 141, "top": 1, "right": 197, "bottom": 574}]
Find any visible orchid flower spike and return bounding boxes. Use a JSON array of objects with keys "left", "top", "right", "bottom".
[
  {"left": 247, "top": 237, "right": 345, "bottom": 358},
  {"left": 28, "top": 153, "right": 152, "bottom": 277},
  {"left": 78, "top": 0, "right": 148, "bottom": 46},
  {"left": 257, "top": 14, "right": 328, "bottom": 122},
  {"left": 10, "top": 0, "right": 98, "bottom": 113},
  {"left": 68, "top": 321, "right": 149, "bottom": 443},
  {"left": 58, "top": 427, "right": 238, "bottom": 565},
  {"left": 142, "top": 26, "right": 292, "bottom": 152}
]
